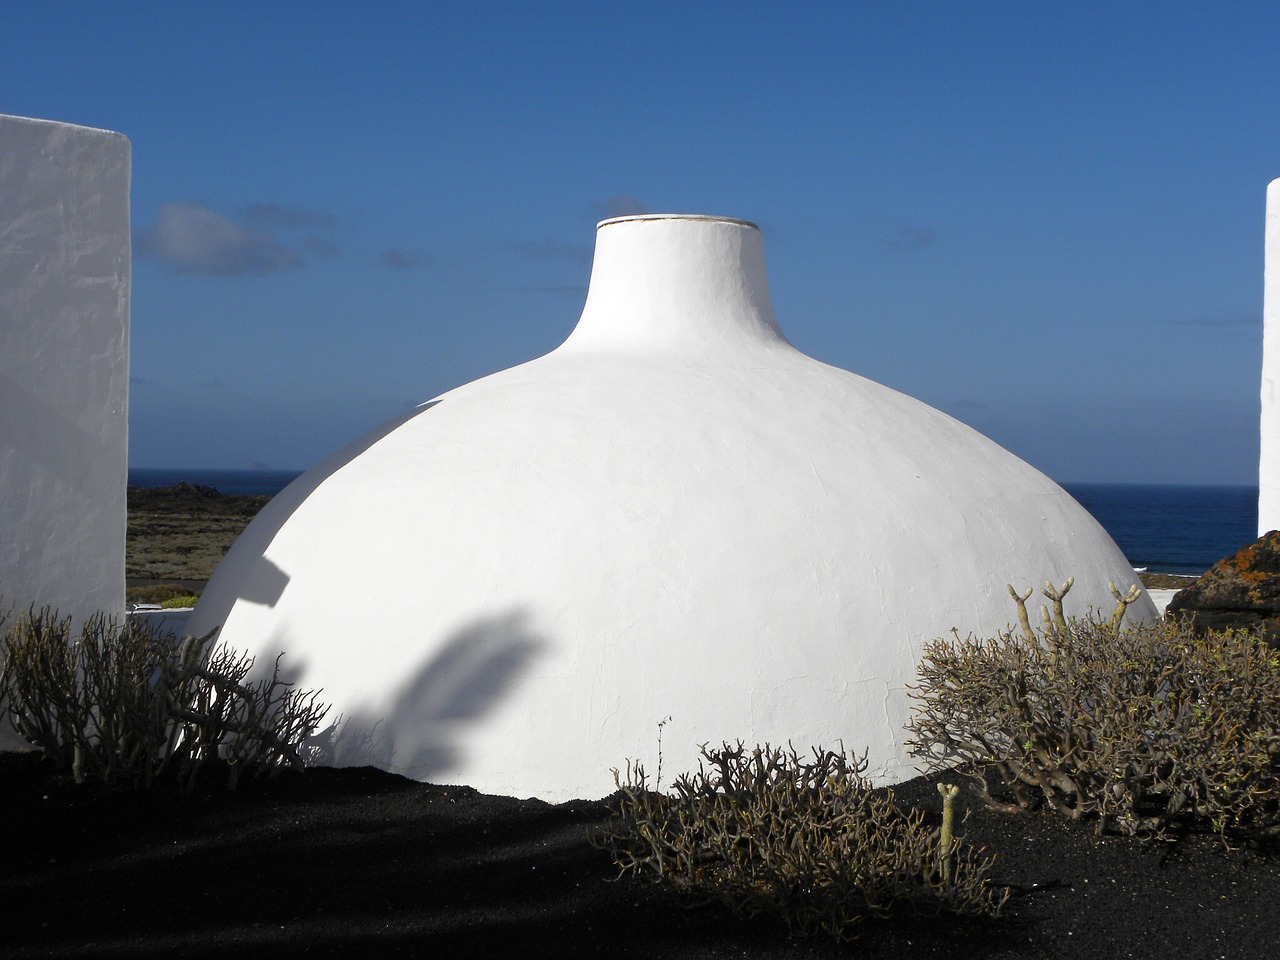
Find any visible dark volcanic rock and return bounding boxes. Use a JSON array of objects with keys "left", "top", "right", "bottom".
[
  {"left": 1139, "top": 572, "right": 1199, "bottom": 590},
  {"left": 1166, "top": 530, "right": 1280, "bottom": 645},
  {"left": 127, "top": 482, "right": 268, "bottom": 516}
]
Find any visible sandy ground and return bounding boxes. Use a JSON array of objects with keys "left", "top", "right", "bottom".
[{"left": 1146, "top": 589, "right": 1178, "bottom": 614}]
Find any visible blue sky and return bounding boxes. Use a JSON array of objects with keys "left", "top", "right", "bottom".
[{"left": 4, "top": 3, "right": 1275, "bottom": 483}]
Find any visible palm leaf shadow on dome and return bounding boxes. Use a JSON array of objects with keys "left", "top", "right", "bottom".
[{"left": 309, "top": 609, "right": 547, "bottom": 781}]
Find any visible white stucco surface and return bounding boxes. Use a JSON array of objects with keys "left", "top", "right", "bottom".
[
  {"left": 0, "top": 115, "right": 130, "bottom": 625},
  {"left": 191, "top": 214, "right": 1153, "bottom": 802},
  {"left": 1262, "top": 179, "right": 1280, "bottom": 536}
]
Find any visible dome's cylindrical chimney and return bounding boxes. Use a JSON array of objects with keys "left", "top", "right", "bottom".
[{"left": 562, "top": 214, "right": 788, "bottom": 354}]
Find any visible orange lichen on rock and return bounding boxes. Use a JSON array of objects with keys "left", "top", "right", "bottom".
[{"left": 1167, "top": 531, "right": 1280, "bottom": 645}]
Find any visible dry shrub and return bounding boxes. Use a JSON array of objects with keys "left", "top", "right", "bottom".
[
  {"left": 907, "top": 581, "right": 1280, "bottom": 841},
  {"left": 0, "top": 606, "right": 329, "bottom": 791},
  {"left": 594, "top": 742, "right": 1006, "bottom": 942}
]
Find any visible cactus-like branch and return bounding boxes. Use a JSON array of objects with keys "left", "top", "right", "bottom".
[
  {"left": 1108, "top": 581, "right": 1143, "bottom": 629},
  {"left": 1042, "top": 577, "right": 1074, "bottom": 634},
  {"left": 937, "top": 782, "right": 960, "bottom": 884},
  {"left": 1006, "top": 585, "right": 1034, "bottom": 641}
]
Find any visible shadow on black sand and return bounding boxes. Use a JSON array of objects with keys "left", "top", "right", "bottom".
[{"left": 3, "top": 752, "right": 1278, "bottom": 960}]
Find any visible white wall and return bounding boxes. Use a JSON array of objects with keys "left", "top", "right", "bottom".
[
  {"left": 1262, "top": 179, "right": 1280, "bottom": 536},
  {"left": 0, "top": 115, "right": 130, "bottom": 624}
]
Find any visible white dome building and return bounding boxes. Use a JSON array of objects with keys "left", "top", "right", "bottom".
[{"left": 190, "top": 214, "right": 1153, "bottom": 801}]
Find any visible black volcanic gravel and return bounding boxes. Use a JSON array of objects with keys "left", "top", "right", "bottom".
[{"left": 3, "top": 751, "right": 1277, "bottom": 959}]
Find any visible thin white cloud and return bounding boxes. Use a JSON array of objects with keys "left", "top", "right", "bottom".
[
  {"left": 888, "top": 223, "right": 937, "bottom": 252},
  {"left": 859, "top": 210, "right": 939, "bottom": 253},
  {"left": 135, "top": 202, "right": 305, "bottom": 276},
  {"left": 243, "top": 203, "right": 338, "bottom": 230},
  {"left": 304, "top": 237, "right": 340, "bottom": 259},
  {"left": 510, "top": 238, "right": 592, "bottom": 265},
  {"left": 381, "top": 249, "right": 427, "bottom": 270}
]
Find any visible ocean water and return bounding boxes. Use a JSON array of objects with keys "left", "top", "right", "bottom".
[
  {"left": 128, "top": 469, "right": 1259, "bottom": 577},
  {"left": 1062, "top": 483, "right": 1257, "bottom": 577}
]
